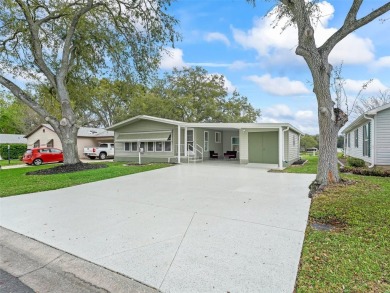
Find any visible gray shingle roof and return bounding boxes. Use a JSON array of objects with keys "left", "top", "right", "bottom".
[
  {"left": 40, "top": 124, "right": 113, "bottom": 138},
  {"left": 0, "top": 134, "right": 27, "bottom": 144}
]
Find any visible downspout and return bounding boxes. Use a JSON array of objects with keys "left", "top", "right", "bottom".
[
  {"left": 364, "top": 115, "right": 375, "bottom": 168},
  {"left": 282, "top": 127, "right": 290, "bottom": 163}
]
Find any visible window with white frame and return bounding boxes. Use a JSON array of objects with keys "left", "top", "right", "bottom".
[
  {"left": 231, "top": 137, "right": 239, "bottom": 151},
  {"left": 204, "top": 131, "right": 209, "bottom": 151},
  {"left": 124, "top": 142, "right": 130, "bottom": 151},
  {"left": 155, "top": 141, "right": 163, "bottom": 152},
  {"left": 147, "top": 142, "right": 154, "bottom": 152},
  {"left": 131, "top": 142, "right": 138, "bottom": 152},
  {"left": 34, "top": 140, "right": 40, "bottom": 148},
  {"left": 164, "top": 141, "right": 172, "bottom": 152},
  {"left": 354, "top": 129, "right": 358, "bottom": 148},
  {"left": 215, "top": 132, "right": 221, "bottom": 143},
  {"left": 187, "top": 129, "right": 194, "bottom": 152},
  {"left": 363, "top": 123, "right": 371, "bottom": 157},
  {"left": 347, "top": 133, "right": 351, "bottom": 148}
]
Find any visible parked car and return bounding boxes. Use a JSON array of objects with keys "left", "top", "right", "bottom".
[
  {"left": 22, "top": 147, "right": 64, "bottom": 166},
  {"left": 83, "top": 143, "right": 114, "bottom": 160}
]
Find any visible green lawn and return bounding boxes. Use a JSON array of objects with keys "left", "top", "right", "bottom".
[
  {"left": 284, "top": 154, "right": 318, "bottom": 174},
  {"left": 287, "top": 155, "right": 390, "bottom": 291},
  {"left": 0, "top": 162, "right": 170, "bottom": 198},
  {"left": 0, "top": 159, "right": 25, "bottom": 166},
  {"left": 296, "top": 175, "right": 390, "bottom": 292}
]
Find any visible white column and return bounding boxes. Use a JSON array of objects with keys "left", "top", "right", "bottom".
[
  {"left": 184, "top": 126, "right": 187, "bottom": 157},
  {"left": 178, "top": 125, "right": 181, "bottom": 163},
  {"left": 278, "top": 127, "right": 283, "bottom": 169}
]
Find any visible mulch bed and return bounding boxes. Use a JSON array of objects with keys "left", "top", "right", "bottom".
[
  {"left": 26, "top": 163, "right": 108, "bottom": 175},
  {"left": 292, "top": 159, "right": 307, "bottom": 165}
]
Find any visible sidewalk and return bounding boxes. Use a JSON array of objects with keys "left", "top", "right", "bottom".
[{"left": 0, "top": 227, "right": 159, "bottom": 293}]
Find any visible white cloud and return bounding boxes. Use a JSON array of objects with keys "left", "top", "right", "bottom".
[
  {"left": 222, "top": 75, "right": 236, "bottom": 94},
  {"left": 160, "top": 47, "right": 186, "bottom": 69},
  {"left": 343, "top": 78, "right": 389, "bottom": 94},
  {"left": 246, "top": 74, "right": 310, "bottom": 96},
  {"left": 263, "top": 104, "right": 293, "bottom": 118},
  {"left": 204, "top": 32, "right": 230, "bottom": 46},
  {"left": 261, "top": 104, "right": 318, "bottom": 134},
  {"left": 372, "top": 56, "right": 390, "bottom": 68},
  {"left": 295, "top": 110, "right": 315, "bottom": 120},
  {"left": 232, "top": 1, "right": 375, "bottom": 65},
  {"left": 229, "top": 60, "right": 258, "bottom": 70}
]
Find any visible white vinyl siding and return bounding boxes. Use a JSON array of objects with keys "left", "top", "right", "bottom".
[
  {"left": 375, "top": 108, "right": 390, "bottom": 165},
  {"left": 344, "top": 122, "right": 373, "bottom": 164},
  {"left": 288, "top": 131, "right": 299, "bottom": 161}
]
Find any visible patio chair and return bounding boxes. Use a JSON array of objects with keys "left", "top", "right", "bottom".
[
  {"left": 209, "top": 150, "right": 219, "bottom": 159},
  {"left": 223, "top": 150, "right": 237, "bottom": 159}
]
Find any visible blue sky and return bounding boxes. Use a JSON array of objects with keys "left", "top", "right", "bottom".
[{"left": 159, "top": 0, "right": 390, "bottom": 134}]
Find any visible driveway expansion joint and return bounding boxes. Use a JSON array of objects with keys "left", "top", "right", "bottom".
[{"left": 159, "top": 212, "right": 197, "bottom": 289}]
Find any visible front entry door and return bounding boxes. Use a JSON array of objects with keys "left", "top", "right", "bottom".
[{"left": 248, "top": 132, "right": 278, "bottom": 164}]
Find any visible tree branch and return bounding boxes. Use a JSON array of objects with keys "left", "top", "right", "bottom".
[
  {"left": 59, "top": 0, "right": 104, "bottom": 78},
  {"left": 14, "top": 0, "right": 57, "bottom": 87},
  {"left": 320, "top": 2, "right": 390, "bottom": 57},
  {"left": 0, "top": 75, "right": 58, "bottom": 127}
]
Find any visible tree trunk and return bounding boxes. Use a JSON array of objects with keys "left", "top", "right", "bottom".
[
  {"left": 308, "top": 64, "right": 347, "bottom": 195},
  {"left": 55, "top": 77, "right": 81, "bottom": 165},
  {"left": 57, "top": 124, "right": 80, "bottom": 165}
]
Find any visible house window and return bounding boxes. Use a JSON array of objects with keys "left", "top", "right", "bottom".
[
  {"left": 147, "top": 142, "right": 154, "bottom": 152},
  {"left": 124, "top": 142, "right": 130, "bottom": 151},
  {"left": 140, "top": 142, "right": 145, "bottom": 152},
  {"left": 231, "top": 137, "right": 239, "bottom": 151},
  {"left": 363, "top": 123, "right": 371, "bottom": 157},
  {"left": 34, "top": 140, "right": 40, "bottom": 148},
  {"left": 293, "top": 135, "right": 296, "bottom": 146},
  {"left": 347, "top": 133, "right": 351, "bottom": 148},
  {"left": 47, "top": 139, "right": 54, "bottom": 147},
  {"left": 354, "top": 129, "right": 358, "bottom": 148},
  {"left": 215, "top": 132, "right": 221, "bottom": 143},
  {"left": 164, "top": 141, "right": 172, "bottom": 152},
  {"left": 204, "top": 131, "right": 209, "bottom": 151},
  {"left": 187, "top": 129, "right": 194, "bottom": 152},
  {"left": 156, "top": 141, "right": 163, "bottom": 152},
  {"left": 131, "top": 142, "right": 138, "bottom": 152}
]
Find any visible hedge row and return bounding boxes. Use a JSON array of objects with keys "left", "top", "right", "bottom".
[
  {"left": 0, "top": 144, "right": 27, "bottom": 160},
  {"left": 340, "top": 166, "right": 390, "bottom": 177},
  {"left": 346, "top": 157, "right": 366, "bottom": 167}
]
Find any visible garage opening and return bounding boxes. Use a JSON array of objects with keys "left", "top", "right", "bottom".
[{"left": 248, "top": 132, "right": 278, "bottom": 164}]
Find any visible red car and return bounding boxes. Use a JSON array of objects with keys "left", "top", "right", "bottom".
[{"left": 23, "top": 147, "right": 64, "bottom": 166}]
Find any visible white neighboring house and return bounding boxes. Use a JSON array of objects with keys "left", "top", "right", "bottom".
[
  {"left": 342, "top": 103, "right": 390, "bottom": 167},
  {"left": 0, "top": 134, "right": 27, "bottom": 160},
  {"left": 24, "top": 124, "right": 114, "bottom": 159}
]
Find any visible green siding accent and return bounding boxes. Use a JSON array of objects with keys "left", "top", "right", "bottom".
[{"left": 248, "top": 132, "right": 278, "bottom": 163}]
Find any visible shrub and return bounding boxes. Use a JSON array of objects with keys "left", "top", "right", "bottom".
[
  {"left": 0, "top": 144, "right": 27, "bottom": 160},
  {"left": 340, "top": 166, "right": 390, "bottom": 177},
  {"left": 347, "top": 157, "right": 366, "bottom": 167}
]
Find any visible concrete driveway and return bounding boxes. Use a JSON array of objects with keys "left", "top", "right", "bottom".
[{"left": 0, "top": 163, "right": 315, "bottom": 293}]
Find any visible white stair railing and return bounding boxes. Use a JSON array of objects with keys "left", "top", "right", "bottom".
[{"left": 188, "top": 144, "right": 203, "bottom": 163}]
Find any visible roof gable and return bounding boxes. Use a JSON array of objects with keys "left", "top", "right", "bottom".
[{"left": 342, "top": 103, "right": 390, "bottom": 134}]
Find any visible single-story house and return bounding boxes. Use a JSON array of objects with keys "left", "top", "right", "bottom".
[
  {"left": 106, "top": 115, "right": 304, "bottom": 169},
  {"left": 0, "top": 134, "right": 27, "bottom": 160},
  {"left": 342, "top": 103, "right": 390, "bottom": 167},
  {"left": 25, "top": 124, "right": 114, "bottom": 159}
]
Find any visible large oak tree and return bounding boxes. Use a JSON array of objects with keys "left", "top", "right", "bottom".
[
  {"left": 254, "top": 0, "right": 390, "bottom": 191},
  {"left": 0, "top": 0, "right": 179, "bottom": 164}
]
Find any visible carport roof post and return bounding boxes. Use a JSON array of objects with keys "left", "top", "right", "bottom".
[{"left": 279, "top": 127, "right": 284, "bottom": 170}]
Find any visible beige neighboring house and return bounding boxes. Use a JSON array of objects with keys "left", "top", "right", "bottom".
[{"left": 24, "top": 124, "right": 114, "bottom": 159}]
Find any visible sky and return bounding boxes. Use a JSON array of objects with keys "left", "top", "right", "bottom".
[{"left": 159, "top": 0, "right": 390, "bottom": 134}]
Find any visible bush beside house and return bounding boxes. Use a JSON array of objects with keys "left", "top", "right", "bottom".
[{"left": 0, "top": 144, "right": 27, "bottom": 160}]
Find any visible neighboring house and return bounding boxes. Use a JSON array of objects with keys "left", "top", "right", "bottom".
[
  {"left": 342, "top": 103, "right": 390, "bottom": 167},
  {"left": 24, "top": 124, "right": 114, "bottom": 159},
  {"left": 0, "top": 134, "right": 27, "bottom": 160},
  {"left": 106, "top": 115, "right": 304, "bottom": 169}
]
